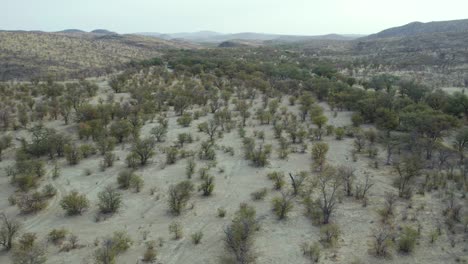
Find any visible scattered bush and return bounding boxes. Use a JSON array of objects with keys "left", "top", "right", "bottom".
[
  {"left": 251, "top": 188, "right": 268, "bottom": 201},
  {"left": 224, "top": 203, "right": 259, "bottom": 264},
  {"left": 60, "top": 191, "right": 89, "bottom": 215},
  {"left": 199, "top": 175, "right": 215, "bottom": 196},
  {"left": 319, "top": 224, "right": 340, "bottom": 247},
  {"left": 48, "top": 228, "right": 68, "bottom": 245},
  {"left": 142, "top": 241, "right": 157, "bottom": 262},
  {"left": 169, "top": 221, "right": 183, "bottom": 240},
  {"left": 191, "top": 231, "right": 204, "bottom": 245},
  {"left": 271, "top": 192, "right": 294, "bottom": 220},
  {"left": 168, "top": 181, "right": 194, "bottom": 215},
  {"left": 97, "top": 186, "right": 122, "bottom": 214},
  {"left": 398, "top": 226, "right": 419, "bottom": 254},
  {"left": 301, "top": 242, "right": 321, "bottom": 263},
  {"left": 267, "top": 171, "right": 285, "bottom": 190}
]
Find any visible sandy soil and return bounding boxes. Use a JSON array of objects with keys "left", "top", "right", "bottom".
[{"left": 0, "top": 82, "right": 466, "bottom": 264}]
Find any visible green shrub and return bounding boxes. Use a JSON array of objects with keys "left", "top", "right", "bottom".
[
  {"left": 271, "top": 193, "right": 294, "bottom": 220},
  {"left": 169, "top": 221, "right": 183, "bottom": 240},
  {"left": 168, "top": 181, "right": 194, "bottom": 215},
  {"left": 251, "top": 188, "right": 268, "bottom": 200},
  {"left": 199, "top": 175, "right": 215, "bottom": 196},
  {"left": 48, "top": 228, "right": 68, "bottom": 244},
  {"left": 320, "top": 224, "right": 340, "bottom": 247},
  {"left": 177, "top": 113, "right": 193, "bottom": 127},
  {"left": 217, "top": 207, "right": 226, "bottom": 218},
  {"left": 191, "top": 231, "right": 203, "bottom": 245},
  {"left": 60, "top": 191, "right": 89, "bottom": 215},
  {"left": 301, "top": 242, "right": 321, "bottom": 263},
  {"left": 97, "top": 186, "right": 122, "bottom": 214},
  {"left": 267, "top": 171, "right": 285, "bottom": 190},
  {"left": 398, "top": 226, "right": 419, "bottom": 254}
]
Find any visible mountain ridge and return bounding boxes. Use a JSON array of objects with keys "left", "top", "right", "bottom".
[{"left": 364, "top": 18, "right": 468, "bottom": 39}]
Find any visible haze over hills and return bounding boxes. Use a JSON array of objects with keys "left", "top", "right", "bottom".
[{"left": 137, "top": 31, "right": 365, "bottom": 43}]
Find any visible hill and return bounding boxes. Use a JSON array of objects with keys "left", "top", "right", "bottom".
[
  {"left": 365, "top": 18, "right": 468, "bottom": 39},
  {"left": 91, "top": 29, "right": 117, "bottom": 35},
  {"left": 0, "top": 31, "right": 195, "bottom": 81}
]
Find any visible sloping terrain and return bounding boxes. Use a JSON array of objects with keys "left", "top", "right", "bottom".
[{"left": 0, "top": 31, "right": 195, "bottom": 81}]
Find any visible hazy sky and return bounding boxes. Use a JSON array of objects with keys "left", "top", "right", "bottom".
[{"left": 2, "top": 0, "right": 468, "bottom": 35}]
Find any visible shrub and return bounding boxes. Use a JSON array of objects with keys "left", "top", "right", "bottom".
[
  {"left": 102, "top": 152, "right": 116, "bottom": 168},
  {"left": 142, "top": 241, "right": 157, "bottom": 262},
  {"left": 11, "top": 233, "right": 46, "bottom": 264},
  {"left": 319, "top": 224, "right": 340, "bottom": 247},
  {"left": 41, "top": 184, "right": 57, "bottom": 198},
  {"left": 199, "top": 175, "right": 215, "bottom": 196},
  {"left": 48, "top": 228, "right": 68, "bottom": 245},
  {"left": 125, "top": 152, "right": 139, "bottom": 168},
  {"left": 243, "top": 138, "right": 272, "bottom": 167},
  {"left": 177, "top": 113, "right": 192, "bottom": 127},
  {"left": 97, "top": 186, "right": 122, "bottom": 214},
  {"left": 271, "top": 192, "right": 294, "bottom": 220},
  {"left": 311, "top": 142, "right": 329, "bottom": 171},
  {"left": 301, "top": 242, "right": 321, "bottom": 263},
  {"left": 398, "top": 226, "right": 419, "bottom": 254},
  {"left": 217, "top": 207, "right": 227, "bottom": 218},
  {"left": 335, "top": 127, "right": 345, "bottom": 140},
  {"left": 79, "top": 144, "right": 96, "bottom": 158},
  {"left": 351, "top": 113, "right": 363, "bottom": 127},
  {"left": 169, "top": 221, "right": 183, "bottom": 240},
  {"left": 150, "top": 125, "right": 167, "bottom": 142},
  {"left": 130, "top": 137, "right": 156, "bottom": 166},
  {"left": 117, "top": 170, "right": 136, "bottom": 189},
  {"left": 371, "top": 225, "right": 394, "bottom": 257},
  {"left": 17, "top": 192, "right": 48, "bottom": 214},
  {"left": 168, "top": 181, "right": 194, "bottom": 215},
  {"left": 166, "top": 146, "right": 179, "bottom": 165},
  {"left": 267, "top": 171, "right": 285, "bottom": 190},
  {"left": 199, "top": 141, "right": 216, "bottom": 160},
  {"left": 177, "top": 133, "right": 193, "bottom": 147},
  {"left": 191, "top": 231, "right": 203, "bottom": 245},
  {"left": 251, "top": 188, "right": 268, "bottom": 201},
  {"left": 60, "top": 191, "right": 89, "bottom": 215},
  {"left": 64, "top": 144, "right": 82, "bottom": 165},
  {"left": 130, "top": 175, "right": 144, "bottom": 193},
  {"left": 94, "top": 231, "right": 132, "bottom": 264},
  {"left": 186, "top": 158, "right": 196, "bottom": 178},
  {"left": 224, "top": 203, "right": 259, "bottom": 264}
]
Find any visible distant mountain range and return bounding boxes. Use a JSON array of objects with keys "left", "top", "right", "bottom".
[
  {"left": 1, "top": 18, "right": 468, "bottom": 82},
  {"left": 136, "top": 31, "right": 365, "bottom": 43},
  {"left": 365, "top": 18, "right": 468, "bottom": 39}
]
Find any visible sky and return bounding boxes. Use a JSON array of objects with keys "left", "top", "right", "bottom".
[{"left": 2, "top": 0, "right": 468, "bottom": 35}]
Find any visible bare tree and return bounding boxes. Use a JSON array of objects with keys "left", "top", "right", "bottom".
[
  {"left": 370, "top": 224, "right": 394, "bottom": 257},
  {"left": 0, "top": 213, "right": 21, "bottom": 250},
  {"left": 337, "top": 166, "right": 355, "bottom": 197},
  {"left": 316, "top": 167, "right": 342, "bottom": 224},
  {"left": 355, "top": 174, "right": 374, "bottom": 200}
]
